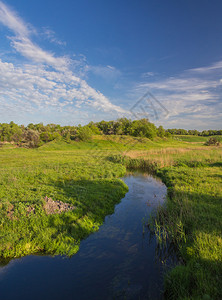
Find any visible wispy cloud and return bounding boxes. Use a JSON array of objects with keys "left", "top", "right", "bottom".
[
  {"left": 85, "top": 64, "right": 121, "bottom": 81},
  {"left": 0, "top": 1, "right": 126, "bottom": 123},
  {"left": 189, "top": 60, "right": 222, "bottom": 73},
  {"left": 42, "top": 27, "right": 66, "bottom": 46},
  {"left": 0, "top": 1, "right": 31, "bottom": 37},
  {"left": 141, "top": 72, "right": 155, "bottom": 78},
  {"left": 133, "top": 64, "right": 222, "bottom": 129}
]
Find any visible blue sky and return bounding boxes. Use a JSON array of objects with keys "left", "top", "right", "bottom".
[{"left": 0, "top": 0, "right": 222, "bottom": 129}]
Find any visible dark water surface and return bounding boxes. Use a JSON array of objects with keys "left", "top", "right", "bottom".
[{"left": 0, "top": 173, "right": 172, "bottom": 300}]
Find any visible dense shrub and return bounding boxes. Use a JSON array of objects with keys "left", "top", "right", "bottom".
[
  {"left": 21, "top": 129, "right": 40, "bottom": 148},
  {"left": 76, "top": 126, "right": 93, "bottom": 141},
  {"left": 205, "top": 137, "right": 220, "bottom": 146}
]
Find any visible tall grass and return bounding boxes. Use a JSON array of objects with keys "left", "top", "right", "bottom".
[{"left": 110, "top": 146, "right": 222, "bottom": 299}]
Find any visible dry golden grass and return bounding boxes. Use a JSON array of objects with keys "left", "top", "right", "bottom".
[{"left": 125, "top": 146, "right": 222, "bottom": 168}]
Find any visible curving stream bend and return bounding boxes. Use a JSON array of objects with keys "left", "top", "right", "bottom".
[{"left": 0, "top": 172, "right": 174, "bottom": 300}]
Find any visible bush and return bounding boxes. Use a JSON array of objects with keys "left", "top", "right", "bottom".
[
  {"left": 205, "top": 137, "right": 220, "bottom": 146},
  {"left": 21, "top": 129, "right": 40, "bottom": 148},
  {"left": 76, "top": 126, "right": 93, "bottom": 141}
]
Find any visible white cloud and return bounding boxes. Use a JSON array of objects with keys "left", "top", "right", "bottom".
[
  {"left": 0, "top": 1, "right": 126, "bottom": 123},
  {"left": 189, "top": 60, "right": 222, "bottom": 73},
  {"left": 0, "top": 1, "right": 30, "bottom": 37},
  {"left": 0, "top": 59, "right": 126, "bottom": 114},
  {"left": 133, "top": 65, "right": 222, "bottom": 129},
  {"left": 11, "top": 37, "right": 70, "bottom": 72}
]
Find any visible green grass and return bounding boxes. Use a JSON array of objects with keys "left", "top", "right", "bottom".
[
  {"left": 1, "top": 136, "right": 221, "bottom": 299},
  {"left": 173, "top": 135, "right": 222, "bottom": 143},
  {"left": 112, "top": 146, "right": 222, "bottom": 300},
  {"left": 0, "top": 142, "right": 128, "bottom": 258},
  {"left": 157, "top": 164, "right": 222, "bottom": 300},
  {"left": 1, "top": 135, "right": 182, "bottom": 259}
]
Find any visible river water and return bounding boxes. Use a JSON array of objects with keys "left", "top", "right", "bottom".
[{"left": 0, "top": 173, "right": 173, "bottom": 300}]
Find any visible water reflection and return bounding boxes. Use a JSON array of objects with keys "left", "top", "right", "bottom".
[{"left": 0, "top": 173, "right": 176, "bottom": 300}]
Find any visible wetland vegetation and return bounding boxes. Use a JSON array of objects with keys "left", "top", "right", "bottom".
[{"left": 0, "top": 119, "right": 221, "bottom": 299}]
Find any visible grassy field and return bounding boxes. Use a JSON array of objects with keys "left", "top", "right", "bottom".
[
  {"left": 112, "top": 144, "right": 222, "bottom": 300},
  {"left": 0, "top": 135, "right": 221, "bottom": 299},
  {"left": 0, "top": 141, "right": 129, "bottom": 258}
]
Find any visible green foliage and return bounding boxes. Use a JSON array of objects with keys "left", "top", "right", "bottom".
[
  {"left": 65, "top": 131, "right": 71, "bottom": 143},
  {"left": 40, "top": 132, "right": 51, "bottom": 142},
  {"left": 205, "top": 137, "right": 220, "bottom": 146},
  {"left": 1, "top": 121, "right": 222, "bottom": 149},
  {"left": 0, "top": 122, "right": 23, "bottom": 142},
  {"left": 168, "top": 128, "right": 222, "bottom": 137},
  {"left": 87, "top": 121, "right": 101, "bottom": 135},
  {"left": 129, "top": 118, "right": 157, "bottom": 139},
  {"left": 157, "top": 125, "right": 166, "bottom": 137},
  {"left": 40, "top": 131, "right": 62, "bottom": 143},
  {"left": 76, "top": 126, "right": 93, "bottom": 141},
  {"left": 167, "top": 128, "right": 189, "bottom": 135},
  {"left": 95, "top": 118, "right": 166, "bottom": 139}
]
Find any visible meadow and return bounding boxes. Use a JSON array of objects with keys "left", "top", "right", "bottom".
[
  {"left": 0, "top": 141, "right": 128, "bottom": 258},
  {"left": 0, "top": 135, "right": 221, "bottom": 299}
]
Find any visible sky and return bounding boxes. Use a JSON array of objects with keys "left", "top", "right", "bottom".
[{"left": 0, "top": 0, "right": 222, "bottom": 129}]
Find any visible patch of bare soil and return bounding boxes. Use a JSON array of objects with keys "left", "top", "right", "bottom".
[
  {"left": 6, "top": 197, "right": 75, "bottom": 219},
  {"left": 43, "top": 196, "right": 75, "bottom": 215}
]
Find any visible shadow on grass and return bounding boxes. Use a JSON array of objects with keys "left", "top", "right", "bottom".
[
  {"left": 0, "top": 178, "right": 128, "bottom": 261},
  {"left": 163, "top": 254, "right": 222, "bottom": 300},
  {"left": 49, "top": 178, "right": 128, "bottom": 221},
  {"left": 209, "top": 161, "right": 222, "bottom": 167},
  {"left": 42, "top": 178, "right": 128, "bottom": 251},
  {"left": 154, "top": 187, "right": 222, "bottom": 299}
]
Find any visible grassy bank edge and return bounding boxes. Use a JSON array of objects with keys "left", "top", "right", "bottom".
[{"left": 108, "top": 154, "right": 222, "bottom": 300}]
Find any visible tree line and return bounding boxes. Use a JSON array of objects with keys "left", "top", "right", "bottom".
[
  {"left": 166, "top": 128, "right": 222, "bottom": 136},
  {"left": 0, "top": 119, "right": 221, "bottom": 148}
]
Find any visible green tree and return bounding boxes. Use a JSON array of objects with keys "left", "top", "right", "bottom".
[
  {"left": 129, "top": 119, "right": 157, "bottom": 139},
  {"left": 157, "top": 125, "right": 165, "bottom": 137},
  {"left": 77, "top": 126, "right": 93, "bottom": 141}
]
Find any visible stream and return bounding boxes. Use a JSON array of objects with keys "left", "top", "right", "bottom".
[{"left": 0, "top": 173, "right": 175, "bottom": 300}]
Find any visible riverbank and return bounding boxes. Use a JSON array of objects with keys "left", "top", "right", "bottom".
[{"left": 111, "top": 147, "right": 222, "bottom": 300}]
